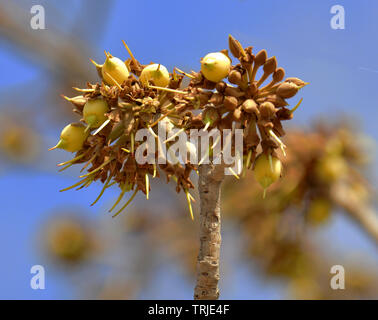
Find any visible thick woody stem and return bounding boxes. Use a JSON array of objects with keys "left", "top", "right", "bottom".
[{"left": 194, "top": 163, "right": 225, "bottom": 300}]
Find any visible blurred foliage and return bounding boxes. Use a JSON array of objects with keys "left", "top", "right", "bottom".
[
  {"left": 44, "top": 216, "right": 94, "bottom": 265},
  {"left": 0, "top": 111, "right": 42, "bottom": 164},
  {"left": 41, "top": 122, "right": 378, "bottom": 299}
]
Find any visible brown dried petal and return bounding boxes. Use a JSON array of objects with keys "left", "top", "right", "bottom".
[
  {"left": 202, "top": 78, "right": 217, "bottom": 90},
  {"left": 272, "top": 117, "right": 285, "bottom": 136},
  {"left": 245, "top": 121, "right": 260, "bottom": 148},
  {"left": 276, "top": 107, "right": 293, "bottom": 120},
  {"left": 198, "top": 92, "right": 211, "bottom": 105}
]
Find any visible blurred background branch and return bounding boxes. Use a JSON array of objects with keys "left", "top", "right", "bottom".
[{"left": 331, "top": 182, "right": 378, "bottom": 243}]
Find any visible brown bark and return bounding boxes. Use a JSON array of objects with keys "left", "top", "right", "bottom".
[{"left": 194, "top": 163, "right": 225, "bottom": 300}]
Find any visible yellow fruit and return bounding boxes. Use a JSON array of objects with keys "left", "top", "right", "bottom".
[
  {"left": 315, "top": 155, "right": 347, "bottom": 183},
  {"left": 201, "top": 52, "right": 231, "bottom": 83},
  {"left": 325, "top": 137, "right": 343, "bottom": 156},
  {"left": 0, "top": 125, "right": 40, "bottom": 162},
  {"left": 83, "top": 98, "right": 109, "bottom": 129},
  {"left": 47, "top": 219, "right": 88, "bottom": 263},
  {"left": 307, "top": 198, "right": 331, "bottom": 224},
  {"left": 102, "top": 53, "right": 129, "bottom": 86},
  {"left": 50, "top": 123, "right": 88, "bottom": 152},
  {"left": 253, "top": 154, "right": 282, "bottom": 190},
  {"left": 139, "top": 63, "right": 170, "bottom": 87}
]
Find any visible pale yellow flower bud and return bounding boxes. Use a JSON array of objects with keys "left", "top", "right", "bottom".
[
  {"left": 102, "top": 53, "right": 129, "bottom": 86},
  {"left": 140, "top": 64, "right": 170, "bottom": 87},
  {"left": 83, "top": 98, "right": 109, "bottom": 129},
  {"left": 50, "top": 123, "right": 88, "bottom": 152},
  {"left": 253, "top": 154, "right": 282, "bottom": 192},
  {"left": 201, "top": 52, "right": 231, "bottom": 83}
]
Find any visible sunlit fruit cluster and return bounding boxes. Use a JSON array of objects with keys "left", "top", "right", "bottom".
[{"left": 50, "top": 36, "right": 307, "bottom": 217}]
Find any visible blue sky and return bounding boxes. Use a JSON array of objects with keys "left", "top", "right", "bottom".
[{"left": 0, "top": 0, "right": 377, "bottom": 299}]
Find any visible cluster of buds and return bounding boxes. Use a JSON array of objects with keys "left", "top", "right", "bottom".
[{"left": 50, "top": 36, "right": 307, "bottom": 217}]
